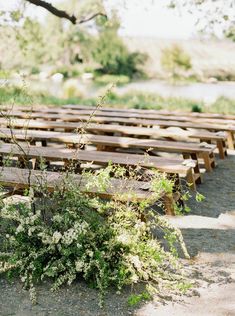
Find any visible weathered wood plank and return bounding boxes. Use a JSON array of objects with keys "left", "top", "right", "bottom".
[{"left": 0, "top": 167, "right": 180, "bottom": 214}]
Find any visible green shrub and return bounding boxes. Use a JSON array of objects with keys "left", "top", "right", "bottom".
[
  {"left": 0, "top": 165, "right": 190, "bottom": 306},
  {"left": 226, "top": 27, "right": 235, "bottom": 42},
  {"left": 161, "top": 45, "right": 192, "bottom": 77},
  {"left": 92, "top": 22, "right": 147, "bottom": 78},
  {"left": 191, "top": 104, "right": 202, "bottom": 113},
  {"left": 30, "top": 66, "right": 40, "bottom": 75}
]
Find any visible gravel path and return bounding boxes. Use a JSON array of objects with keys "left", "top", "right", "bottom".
[{"left": 0, "top": 153, "right": 235, "bottom": 316}]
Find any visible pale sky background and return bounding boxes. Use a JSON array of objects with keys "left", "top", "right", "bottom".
[{"left": 0, "top": 0, "right": 221, "bottom": 39}]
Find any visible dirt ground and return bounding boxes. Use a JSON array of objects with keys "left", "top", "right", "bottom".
[{"left": 0, "top": 152, "right": 235, "bottom": 316}]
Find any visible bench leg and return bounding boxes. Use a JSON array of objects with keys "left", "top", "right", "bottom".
[
  {"left": 186, "top": 169, "right": 196, "bottom": 191},
  {"left": 216, "top": 140, "right": 226, "bottom": 159},
  {"left": 189, "top": 153, "right": 202, "bottom": 184},
  {"left": 223, "top": 140, "right": 228, "bottom": 156},
  {"left": 41, "top": 140, "right": 47, "bottom": 147},
  {"left": 201, "top": 153, "right": 213, "bottom": 172},
  {"left": 210, "top": 152, "right": 216, "bottom": 168},
  {"left": 227, "top": 131, "right": 234, "bottom": 150},
  {"left": 162, "top": 194, "right": 175, "bottom": 216}
]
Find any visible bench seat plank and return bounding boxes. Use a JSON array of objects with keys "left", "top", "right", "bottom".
[{"left": 0, "top": 167, "right": 179, "bottom": 215}]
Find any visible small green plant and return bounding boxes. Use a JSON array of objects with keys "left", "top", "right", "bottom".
[
  {"left": 196, "top": 192, "right": 205, "bottom": 202},
  {"left": 127, "top": 291, "right": 152, "bottom": 306},
  {"left": 191, "top": 104, "right": 202, "bottom": 113},
  {"left": 175, "top": 281, "right": 193, "bottom": 294}
]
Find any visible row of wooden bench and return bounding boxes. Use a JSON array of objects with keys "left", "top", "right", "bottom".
[
  {"left": 0, "top": 127, "right": 216, "bottom": 174},
  {"left": 0, "top": 107, "right": 228, "bottom": 184},
  {"left": 62, "top": 104, "right": 235, "bottom": 120},
  {"left": 0, "top": 104, "right": 233, "bottom": 215},
  {"left": 0, "top": 118, "right": 227, "bottom": 159},
  {"left": 5, "top": 104, "right": 235, "bottom": 123},
  {"left": 2, "top": 107, "right": 234, "bottom": 149}
]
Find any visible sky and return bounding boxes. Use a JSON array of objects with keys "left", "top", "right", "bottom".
[{"left": 0, "top": 0, "right": 201, "bottom": 39}]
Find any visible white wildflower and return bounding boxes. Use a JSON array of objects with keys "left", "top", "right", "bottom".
[
  {"left": 52, "top": 231, "right": 62, "bottom": 244},
  {"left": 16, "top": 224, "right": 24, "bottom": 234},
  {"left": 116, "top": 233, "right": 131, "bottom": 245},
  {"left": 62, "top": 229, "right": 77, "bottom": 245},
  {"left": 129, "top": 255, "right": 142, "bottom": 269},
  {"left": 75, "top": 260, "right": 84, "bottom": 272},
  {"left": 86, "top": 250, "right": 94, "bottom": 257}
]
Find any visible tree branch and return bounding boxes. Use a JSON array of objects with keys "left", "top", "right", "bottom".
[
  {"left": 25, "top": 0, "right": 107, "bottom": 25},
  {"left": 78, "top": 12, "right": 107, "bottom": 24},
  {"left": 25, "top": 0, "right": 77, "bottom": 24}
]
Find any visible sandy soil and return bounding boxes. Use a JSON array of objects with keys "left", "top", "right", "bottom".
[{"left": 0, "top": 152, "right": 235, "bottom": 315}]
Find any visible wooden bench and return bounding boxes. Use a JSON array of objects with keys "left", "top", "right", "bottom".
[
  {"left": 18, "top": 106, "right": 231, "bottom": 149},
  {"left": 0, "top": 118, "right": 227, "bottom": 159},
  {"left": 4, "top": 106, "right": 234, "bottom": 124},
  {"left": 12, "top": 106, "right": 235, "bottom": 125},
  {"left": 5, "top": 104, "right": 235, "bottom": 120},
  {"left": 0, "top": 143, "right": 198, "bottom": 190},
  {"left": 0, "top": 127, "right": 216, "bottom": 172},
  {"left": 56, "top": 115, "right": 234, "bottom": 151},
  {"left": 3, "top": 106, "right": 235, "bottom": 125},
  {"left": 0, "top": 167, "right": 178, "bottom": 215},
  {"left": 60, "top": 105, "right": 235, "bottom": 122},
  {"left": 5, "top": 109, "right": 233, "bottom": 149}
]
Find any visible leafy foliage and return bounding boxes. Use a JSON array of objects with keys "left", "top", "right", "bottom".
[
  {"left": 161, "top": 44, "right": 192, "bottom": 78},
  {"left": 191, "top": 104, "right": 202, "bottom": 113},
  {"left": 226, "top": 27, "right": 235, "bottom": 42},
  {"left": 127, "top": 291, "right": 152, "bottom": 306},
  {"left": 0, "top": 165, "right": 190, "bottom": 306},
  {"left": 92, "top": 20, "right": 147, "bottom": 78},
  {"left": 168, "top": 0, "right": 235, "bottom": 35}
]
